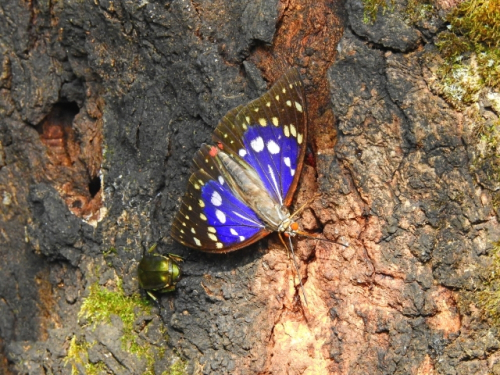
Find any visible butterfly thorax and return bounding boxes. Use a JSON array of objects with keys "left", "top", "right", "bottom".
[{"left": 216, "top": 150, "right": 291, "bottom": 231}]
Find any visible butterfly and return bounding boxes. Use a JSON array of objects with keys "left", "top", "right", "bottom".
[{"left": 170, "top": 68, "right": 307, "bottom": 254}]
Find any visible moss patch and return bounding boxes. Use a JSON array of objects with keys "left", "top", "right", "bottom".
[
  {"left": 448, "top": 0, "right": 500, "bottom": 49},
  {"left": 64, "top": 336, "right": 109, "bottom": 375},
  {"left": 474, "top": 242, "right": 500, "bottom": 325},
  {"left": 163, "top": 358, "right": 188, "bottom": 375},
  {"left": 359, "top": 0, "right": 500, "bottom": 107},
  {"left": 404, "top": 0, "right": 435, "bottom": 24},
  {"left": 63, "top": 277, "right": 185, "bottom": 374},
  {"left": 361, "top": 0, "right": 394, "bottom": 23},
  {"left": 435, "top": 0, "right": 500, "bottom": 108},
  {"left": 78, "top": 280, "right": 151, "bottom": 340}
]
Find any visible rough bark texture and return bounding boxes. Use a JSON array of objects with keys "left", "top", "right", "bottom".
[{"left": 1, "top": 0, "right": 499, "bottom": 374}]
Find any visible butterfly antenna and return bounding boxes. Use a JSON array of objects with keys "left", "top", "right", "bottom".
[
  {"left": 280, "top": 233, "right": 308, "bottom": 305},
  {"left": 295, "top": 231, "right": 349, "bottom": 247},
  {"left": 289, "top": 194, "right": 320, "bottom": 222}
]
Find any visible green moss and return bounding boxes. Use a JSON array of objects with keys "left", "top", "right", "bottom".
[
  {"left": 64, "top": 336, "right": 90, "bottom": 375},
  {"left": 405, "top": 0, "right": 435, "bottom": 24},
  {"left": 73, "top": 279, "right": 185, "bottom": 374},
  {"left": 163, "top": 358, "right": 188, "bottom": 375},
  {"left": 103, "top": 247, "right": 117, "bottom": 256},
  {"left": 85, "top": 361, "right": 108, "bottom": 375},
  {"left": 478, "top": 117, "right": 500, "bottom": 150},
  {"left": 77, "top": 280, "right": 158, "bottom": 373},
  {"left": 64, "top": 336, "right": 109, "bottom": 375},
  {"left": 449, "top": 0, "right": 500, "bottom": 49},
  {"left": 476, "top": 242, "right": 500, "bottom": 324},
  {"left": 359, "top": 0, "right": 500, "bottom": 107},
  {"left": 361, "top": 0, "right": 394, "bottom": 24},
  {"left": 436, "top": 55, "right": 483, "bottom": 108},
  {"left": 78, "top": 280, "right": 151, "bottom": 350},
  {"left": 434, "top": 0, "right": 500, "bottom": 108}
]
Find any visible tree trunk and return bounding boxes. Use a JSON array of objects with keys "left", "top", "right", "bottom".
[{"left": 1, "top": 0, "right": 499, "bottom": 374}]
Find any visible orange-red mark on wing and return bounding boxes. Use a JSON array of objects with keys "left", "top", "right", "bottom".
[{"left": 209, "top": 146, "right": 219, "bottom": 157}]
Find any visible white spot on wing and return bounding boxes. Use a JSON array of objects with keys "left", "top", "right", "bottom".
[
  {"left": 295, "top": 101, "right": 303, "bottom": 112},
  {"left": 239, "top": 236, "right": 245, "bottom": 242},
  {"left": 284, "top": 157, "right": 291, "bottom": 167},
  {"left": 211, "top": 191, "right": 222, "bottom": 206},
  {"left": 267, "top": 140, "right": 280, "bottom": 154},
  {"left": 291, "top": 168, "right": 296, "bottom": 176},
  {"left": 216, "top": 209, "right": 226, "bottom": 224},
  {"left": 239, "top": 149, "right": 247, "bottom": 157},
  {"left": 250, "top": 136, "right": 264, "bottom": 152},
  {"left": 230, "top": 228, "right": 238, "bottom": 236},
  {"left": 218, "top": 176, "right": 224, "bottom": 185},
  {"left": 193, "top": 237, "right": 201, "bottom": 246}
]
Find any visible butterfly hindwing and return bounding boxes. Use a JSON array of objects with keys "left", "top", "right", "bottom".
[{"left": 171, "top": 145, "right": 271, "bottom": 252}]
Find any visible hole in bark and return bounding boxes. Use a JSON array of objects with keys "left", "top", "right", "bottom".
[
  {"left": 36, "top": 102, "right": 80, "bottom": 165},
  {"left": 88, "top": 175, "right": 101, "bottom": 197},
  {"left": 36, "top": 102, "right": 79, "bottom": 135},
  {"left": 71, "top": 200, "right": 82, "bottom": 208}
]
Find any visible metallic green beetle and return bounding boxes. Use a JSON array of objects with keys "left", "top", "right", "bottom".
[{"left": 138, "top": 244, "right": 182, "bottom": 301}]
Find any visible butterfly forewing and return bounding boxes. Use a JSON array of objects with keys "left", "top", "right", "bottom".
[
  {"left": 215, "top": 69, "right": 306, "bottom": 205},
  {"left": 171, "top": 68, "right": 307, "bottom": 252}
]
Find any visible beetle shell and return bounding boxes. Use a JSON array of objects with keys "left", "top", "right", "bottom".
[{"left": 138, "top": 254, "right": 182, "bottom": 294}]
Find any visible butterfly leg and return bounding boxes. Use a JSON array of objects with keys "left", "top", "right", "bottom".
[
  {"left": 279, "top": 232, "right": 291, "bottom": 259},
  {"left": 279, "top": 232, "right": 308, "bottom": 305}
]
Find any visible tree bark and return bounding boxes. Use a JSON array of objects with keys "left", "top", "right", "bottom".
[{"left": 1, "top": 0, "right": 499, "bottom": 374}]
